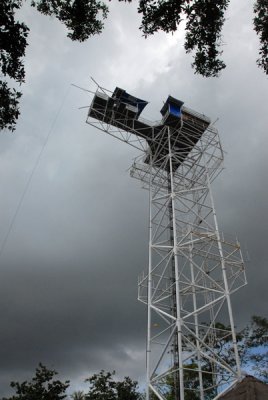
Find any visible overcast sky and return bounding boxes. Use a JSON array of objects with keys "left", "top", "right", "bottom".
[{"left": 0, "top": 0, "right": 267, "bottom": 396}]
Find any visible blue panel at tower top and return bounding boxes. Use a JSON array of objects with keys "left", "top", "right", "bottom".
[
  {"left": 113, "top": 87, "right": 148, "bottom": 115},
  {"left": 160, "top": 96, "right": 184, "bottom": 117},
  {"left": 169, "top": 104, "right": 181, "bottom": 117}
]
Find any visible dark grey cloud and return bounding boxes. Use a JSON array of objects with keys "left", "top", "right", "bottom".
[{"left": 0, "top": 0, "right": 267, "bottom": 397}]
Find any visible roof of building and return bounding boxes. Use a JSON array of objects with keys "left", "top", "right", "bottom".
[{"left": 219, "top": 375, "right": 268, "bottom": 399}]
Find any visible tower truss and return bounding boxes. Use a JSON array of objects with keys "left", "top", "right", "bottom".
[{"left": 86, "top": 84, "right": 247, "bottom": 400}]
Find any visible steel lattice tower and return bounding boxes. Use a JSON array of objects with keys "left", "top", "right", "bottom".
[{"left": 86, "top": 84, "right": 247, "bottom": 400}]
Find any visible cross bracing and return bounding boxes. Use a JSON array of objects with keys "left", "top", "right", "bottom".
[{"left": 86, "top": 84, "right": 246, "bottom": 400}]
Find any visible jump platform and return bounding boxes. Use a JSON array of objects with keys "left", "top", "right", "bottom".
[{"left": 88, "top": 87, "right": 211, "bottom": 171}]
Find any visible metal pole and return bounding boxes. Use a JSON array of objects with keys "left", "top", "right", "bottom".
[
  {"left": 146, "top": 155, "right": 153, "bottom": 400},
  {"left": 168, "top": 127, "right": 184, "bottom": 400},
  {"left": 205, "top": 167, "right": 242, "bottom": 378},
  {"left": 189, "top": 231, "right": 205, "bottom": 400},
  {"left": 167, "top": 168, "right": 180, "bottom": 400}
]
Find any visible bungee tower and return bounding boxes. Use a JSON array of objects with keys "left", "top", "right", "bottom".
[{"left": 86, "top": 84, "right": 247, "bottom": 400}]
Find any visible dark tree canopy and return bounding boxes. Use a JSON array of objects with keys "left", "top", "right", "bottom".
[
  {"left": 253, "top": 0, "right": 268, "bottom": 74},
  {"left": 2, "top": 363, "right": 69, "bottom": 400},
  {"left": 0, "top": 82, "right": 22, "bottom": 131},
  {"left": 137, "top": 0, "right": 229, "bottom": 77},
  {"left": 184, "top": 0, "right": 229, "bottom": 77},
  {"left": 0, "top": 0, "right": 28, "bottom": 81},
  {"left": 84, "top": 370, "right": 143, "bottom": 400},
  {"left": 239, "top": 315, "right": 268, "bottom": 382},
  {"left": 31, "top": 0, "right": 108, "bottom": 41},
  {"left": 136, "top": 0, "right": 267, "bottom": 76},
  {"left": 0, "top": 0, "right": 267, "bottom": 131},
  {"left": 0, "top": 0, "right": 29, "bottom": 131}
]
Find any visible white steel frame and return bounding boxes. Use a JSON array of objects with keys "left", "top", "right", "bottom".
[{"left": 86, "top": 84, "right": 247, "bottom": 400}]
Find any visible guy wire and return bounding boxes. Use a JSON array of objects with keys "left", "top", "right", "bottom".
[{"left": 0, "top": 85, "right": 71, "bottom": 259}]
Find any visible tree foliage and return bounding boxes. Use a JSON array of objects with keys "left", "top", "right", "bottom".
[
  {"left": 0, "top": 0, "right": 267, "bottom": 131},
  {"left": 184, "top": 0, "right": 229, "bottom": 77},
  {"left": 31, "top": 0, "right": 108, "bottom": 41},
  {"left": 71, "top": 391, "right": 86, "bottom": 400},
  {"left": 0, "top": 82, "right": 22, "bottom": 131},
  {"left": 138, "top": 0, "right": 229, "bottom": 77},
  {"left": 136, "top": 0, "right": 267, "bottom": 76},
  {"left": 84, "top": 370, "right": 143, "bottom": 400},
  {"left": 2, "top": 363, "right": 69, "bottom": 400},
  {"left": 253, "top": 0, "right": 268, "bottom": 74},
  {"left": 239, "top": 315, "right": 268, "bottom": 382},
  {"left": 0, "top": 0, "right": 29, "bottom": 131}
]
